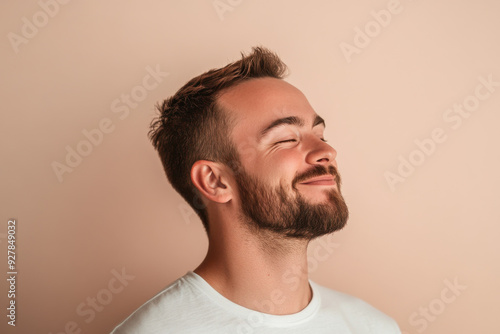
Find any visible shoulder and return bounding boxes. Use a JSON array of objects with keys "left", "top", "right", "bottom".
[
  {"left": 312, "top": 281, "right": 401, "bottom": 333},
  {"left": 110, "top": 274, "right": 199, "bottom": 334}
]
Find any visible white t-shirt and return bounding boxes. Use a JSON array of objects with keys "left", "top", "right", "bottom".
[{"left": 110, "top": 271, "right": 401, "bottom": 333}]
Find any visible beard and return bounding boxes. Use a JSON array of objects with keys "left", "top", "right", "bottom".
[{"left": 233, "top": 163, "right": 349, "bottom": 240}]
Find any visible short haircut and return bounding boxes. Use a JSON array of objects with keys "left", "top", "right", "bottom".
[{"left": 149, "top": 46, "right": 288, "bottom": 233}]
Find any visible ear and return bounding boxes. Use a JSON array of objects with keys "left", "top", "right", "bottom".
[{"left": 191, "top": 160, "right": 233, "bottom": 204}]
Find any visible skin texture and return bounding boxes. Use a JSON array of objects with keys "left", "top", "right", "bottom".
[{"left": 191, "top": 77, "right": 348, "bottom": 315}]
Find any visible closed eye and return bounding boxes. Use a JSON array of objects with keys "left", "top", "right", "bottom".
[{"left": 275, "top": 139, "right": 297, "bottom": 144}]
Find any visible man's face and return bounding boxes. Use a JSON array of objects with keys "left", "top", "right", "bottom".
[{"left": 218, "top": 77, "right": 349, "bottom": 240}]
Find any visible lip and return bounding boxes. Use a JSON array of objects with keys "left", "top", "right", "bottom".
[{"left": 299, "top": 176, "right": 336, "bottom": 186}]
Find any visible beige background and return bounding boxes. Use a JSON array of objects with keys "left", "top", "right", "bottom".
[{"left": 1, "top": 0, "right": 499, "bottom": 333}]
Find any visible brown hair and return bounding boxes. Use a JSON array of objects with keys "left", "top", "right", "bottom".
[{"left": 148, "top": 46, "right": 288, "bottom": 233}]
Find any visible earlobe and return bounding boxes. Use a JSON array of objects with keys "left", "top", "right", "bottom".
[{"left": 191, "top": 161, "right": 232, "bottom": 204}]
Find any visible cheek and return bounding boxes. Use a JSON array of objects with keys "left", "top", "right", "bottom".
[{"left": 261, "top": 150, "right": 303, "bottom": 184}]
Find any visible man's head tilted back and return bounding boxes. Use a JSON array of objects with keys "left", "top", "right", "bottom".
[
  {"left": 149, "top": 46, "right": 349, "bottom": 240},
  {"left": 111, "top": 47, "right": 401, "bottom": 334}
]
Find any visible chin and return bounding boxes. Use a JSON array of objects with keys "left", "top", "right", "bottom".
[{"left": 302, "top": 189, "right": 336, "bottom": 203}]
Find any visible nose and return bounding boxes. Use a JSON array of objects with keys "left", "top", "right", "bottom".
[{"left": 304, "top": 135, "right": 337, "bottom": 167}]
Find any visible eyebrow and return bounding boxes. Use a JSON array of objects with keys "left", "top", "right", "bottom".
[{"left": 258, "top": 114, "right": 325, "bottom": 140}]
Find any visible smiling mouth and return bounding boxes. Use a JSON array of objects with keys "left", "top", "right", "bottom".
[{"left": 299, "top": 176, "right": 336, "bottom": 186}]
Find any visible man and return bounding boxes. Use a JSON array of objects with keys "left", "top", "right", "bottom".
[{"left": 111, "top": 47, "right": 401, "bottom": 333}]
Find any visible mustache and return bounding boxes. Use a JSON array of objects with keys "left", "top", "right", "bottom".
[{"left": 292, "top": 165, "right": 340, "bottom": 188}]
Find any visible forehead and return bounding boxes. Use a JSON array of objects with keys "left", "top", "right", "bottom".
[{"left": 217, "top": 77, "right": 318, "bottom": 142}]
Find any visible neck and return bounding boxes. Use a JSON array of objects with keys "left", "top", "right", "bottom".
[{"left": 194, "top": 221, "right": 312, "bottom": 315}]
